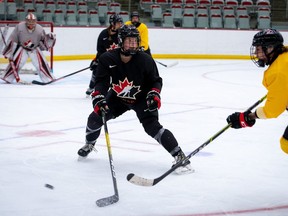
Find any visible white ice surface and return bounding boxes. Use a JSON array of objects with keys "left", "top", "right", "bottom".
[{"left": 0, "top": 59, "right": 288, "bottom": 216}]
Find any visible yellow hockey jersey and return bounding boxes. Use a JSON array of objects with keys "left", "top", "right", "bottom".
[
  {"left": 125, "top": 21, "right": 149, "bottom": 51},
  {"left": 256, "top": 51, "right": 288, "bottom": 119}
]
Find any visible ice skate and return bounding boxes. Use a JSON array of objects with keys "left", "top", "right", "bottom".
[
  {"left": 85, "top": 88, "right": 93, "bottom": 98},
  {"left": 77, "top": 143, "right": 97, "bottom": 160},
  {"left": 172, "top": 150, "right": 194, "bottom": 175}
]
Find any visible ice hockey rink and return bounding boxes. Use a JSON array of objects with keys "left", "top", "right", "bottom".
[{"left": 0, "top": 59, "right": 288, "bottom": 216}]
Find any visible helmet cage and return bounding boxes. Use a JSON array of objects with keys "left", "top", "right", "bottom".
[
  {"left": 118, "top": 25, "right": 140, "bottom": 56},
  {"left": 250, "top": 29, "right": 284, "bottom": 67},
  {"left": 25, "top": 13, "right": 37, "bottom": 31},
  {"left": 250, "top": 46, "right": 266, "bottom": 67}
]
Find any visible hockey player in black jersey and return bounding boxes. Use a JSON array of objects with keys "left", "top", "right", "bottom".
[
  {"left": 85, "top": 13, "right": 123, "bottom": 97},
  {"left": 78, "top": 25, "right": 194, "bottom": 174}
]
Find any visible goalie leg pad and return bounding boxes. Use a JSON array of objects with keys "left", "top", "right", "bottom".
[
  {"left": 2, "top": 48, "right": 27, "bottom": 83},
  {"left": 1, "top": 64, "right": 15, "bottom": 83},
  {"left": 30, "top": 47, "right": 54, "bottom": 82}
]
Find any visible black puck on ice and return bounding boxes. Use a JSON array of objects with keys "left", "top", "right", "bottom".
[{"left": 45, "top": 184, "right": 54, "bottom": 190}]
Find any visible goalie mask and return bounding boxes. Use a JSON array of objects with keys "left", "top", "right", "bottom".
[
  {"left": 109, "top": 14, "right": 123, "bottom": 32},
  {"left": 250, "top": 29, "right": 284, "bottom": 67},
  {"left": 118, "top": 25, "right": 140, "bottom": 56},
  {"left": 25, "top": 13, "right": 37, "bottom": 32}
]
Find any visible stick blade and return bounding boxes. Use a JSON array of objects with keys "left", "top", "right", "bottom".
[
  {"left": 32, "top": 80, "right": 48, "bottom": 85},
  {"left": 96, "top": 195, "right": 119, "bottom": 207},
  {"left": 167, "top": 61, "right": 179, "bottom": 68},
  {"left": 126, "top": 173, "right": 155, "bottom": 187}
]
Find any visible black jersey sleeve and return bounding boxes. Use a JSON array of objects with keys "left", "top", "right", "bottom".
[
  {"left": 96, "top": 29, "right": 109, "bottom": 59},
  {"left": 93, "top": 51, "right": 112, "bottom": 95},
  {"left": 141, "top": 53, "right": 163, "bottom": 93}
]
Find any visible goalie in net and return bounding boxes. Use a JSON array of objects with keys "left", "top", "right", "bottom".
[{"left": 0, "top": 13, "right": 56, "bottom": 84}]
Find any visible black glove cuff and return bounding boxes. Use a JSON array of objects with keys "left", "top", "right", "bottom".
[
  {"left": 244, "top": 111, "right": 256, "bottom": 125},
  {"left": 147, "top": 90, "right": 160, "bottom": 99},
  {"left": 92, "top": 94, "right": 105, "bottom": 107}
]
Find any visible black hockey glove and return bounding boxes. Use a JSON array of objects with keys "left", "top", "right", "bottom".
[
  {"left": 226, "top": 111, "right": 255, "bottom": 129},
  {"left": 146, "top": 89, "right": 161, "bottom": 112},
  {"left": 92, "top": 91, "right": 109, "bottom": 115},
  {"left": 89, "top": 59, "right": 98, "bottom": 71}
]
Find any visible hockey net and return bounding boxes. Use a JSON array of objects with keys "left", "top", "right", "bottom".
[{"left": 0, "top": 21, "right": 54, "bottom": 75}]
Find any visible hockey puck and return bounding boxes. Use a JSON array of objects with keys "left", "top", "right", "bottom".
[{"left": 45, "top": 184, "right": 54, "bottom": 190}]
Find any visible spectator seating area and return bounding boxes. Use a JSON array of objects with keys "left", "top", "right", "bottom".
[
  {"left": 140, "top": 0, "right": 271, "bottom": 29},
  {"left": 0, "top": 0, "right": 129, "bottom": 26},
  {"left": 0, "top": 0, "right": 271, "bottom": 29}
]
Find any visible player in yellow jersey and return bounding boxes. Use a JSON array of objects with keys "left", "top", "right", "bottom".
[
  {"left": 125, "top": 11, "right": 151, "bottom": 56},
  {"left": 226, "top": 29, "right": 288, "bottom": 154}
]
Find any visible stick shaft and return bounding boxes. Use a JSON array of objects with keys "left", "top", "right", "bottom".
[
  {"left": 102, "top": 113, "right": 119, "bottom": 196},
  {"left": 32, "top": 66, "right": 90, "bottom": 85},
  {"left": 96, "top": 111, "right": 119, "bottom": 207}
]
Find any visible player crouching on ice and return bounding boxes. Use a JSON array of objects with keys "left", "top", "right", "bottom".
[
  {"left": 78, "top": 25, "right": 194, "bottom": 175},
  {"left": 1, "top": 13, "right": 55, "bottom": 84}
]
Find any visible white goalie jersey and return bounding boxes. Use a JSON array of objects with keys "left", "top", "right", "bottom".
[{"left": 2, "top": 21, "right": 56, "bottom": 59}]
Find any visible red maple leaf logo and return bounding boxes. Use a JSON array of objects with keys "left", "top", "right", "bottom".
[
  {"left": 112, "top": 78, "right": 141, "bottom": 100},
  {"left": 106, "top": 42, "right": 119, "bottom": 51}
]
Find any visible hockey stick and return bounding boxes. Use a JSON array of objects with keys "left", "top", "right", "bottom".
[
  {"left": 32, "top": 66, "right": 90, "bottom": 85},
  {"left": 96, "top": 110, "right": 119, "bottom": 207},
  {"left": 155, "top": 60, "right": 178, "bottom": 68},
  {"left": 127, "top": 95, "right": 267, "bottom": 187},
  {"left": 0, "top": 27, "right": 20, "bottom": 83}
]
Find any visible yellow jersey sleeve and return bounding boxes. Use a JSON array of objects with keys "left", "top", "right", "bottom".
[
  {"left": 256, "top": 52, "right": 288, "bottom": 119},
  {"left": 137, "top": 23, "right": 149, "bottom": 51}
]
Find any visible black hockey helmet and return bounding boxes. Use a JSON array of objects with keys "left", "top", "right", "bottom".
[
  {"left": 118, "top": 25, "right": 140, "bottom": 56},
  {"left": 250, "top": 29, "right": 284, "bottom": 67},
  {"left": 130, "top": 11, "right": 140, "bottom": 19},
  {"left": 252, "top": 29, "right": 283, "bottom": 47},
  {"left": 109, "top": 13, "right": 123, "bottom": 26}
]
